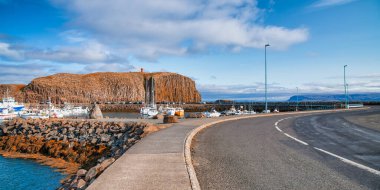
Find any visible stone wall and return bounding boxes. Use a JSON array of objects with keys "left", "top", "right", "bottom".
[{"left": 0, "top": 118, "right": 149, "bottom": 189}]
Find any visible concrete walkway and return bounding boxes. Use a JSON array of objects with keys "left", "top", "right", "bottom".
[{"left": 87, "top": 117, "right": 221, "bottom": 190}]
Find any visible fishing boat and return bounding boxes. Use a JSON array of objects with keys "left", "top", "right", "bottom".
[
  {"left": 61, "top": 103, "right": 89, "bottom": 117},
  {"left": 203, "top": 109, "right": 221, "bottom": 118},
  {"left": 0, "top": 108, "right": 17, "bottom": 120},
  {"left": 242, "top": 110, "right": 256, "bottom": 115},
  {"left": 225, "top": 106, "right": 237, "bottom": 116},
  {"left": 20, "top": 109, "right": 49, "bottom": 119},
  {"left": 0, "top": 90, "right": 24, "bottom": 114},
  {"left": 174, "top": 107, "right": 185, "bottom": 117}
]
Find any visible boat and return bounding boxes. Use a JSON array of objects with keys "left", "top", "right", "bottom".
[
  {"left": 140, "top": 76, "right": 159, "bottom": 117},
  {"left": 49, "top": 108, "right": 64, "bottom": 118},
  {"left": 225, "top": 106, "right": 237, "bottom": 116},
  {"left": 20, "top": 109, "right": 49, "bottom": 119},
  {"left": 242, "top": 110, "right": 256, "bottom": 115},
  {"left": 203, "top": 109, "right": 221, "bottom": 118},
  {"left": 0, "top": 108, "right": 17, "bottom": 120},
  {"left": 0, "top": 90, "right": 25, "bottom": 114},
  {"left": 61, "top": 103, "right": 89, "bottom": 117},
  {"left": 174, "top": 107, "right": 185, "bottom": 117},
  {"left": 141, "top": 105, "right": 159, "bottom": 117}
]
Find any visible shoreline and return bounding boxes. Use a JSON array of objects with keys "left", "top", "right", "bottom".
[{"left": 0, "top": 150, "right": 79, "bottom": 174}]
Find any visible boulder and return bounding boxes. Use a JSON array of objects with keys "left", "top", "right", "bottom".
[
  {"left": 100, "top": 134, "right": 111, "bottom": 142},
  {"left": 163, "top": 115, "right": 178, "bottom": 123},
  {"left": 99, "top": 158, "right": 115, "bottom": 172},
  {"left": 77, "top": 169, "right": 87, "bottom": 177},
  {"left": 89, "top": 104, "right": 103, "bottom": 119},
  {"left": 85, "top": 166, "right": 99, "bottom": 181},
  {"left": 153, "top": 113, "right": 164, "bottom": 120},
  {"left": 74, "top": 179, "right": 86, "bottom": 189}
]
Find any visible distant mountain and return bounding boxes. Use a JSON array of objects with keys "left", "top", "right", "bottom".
[
  {"left": 200, "top": 92, "right": 380, "bottom": 102},
  {"left": 288, "top": 93, "right": 380, "bottom": 102}
]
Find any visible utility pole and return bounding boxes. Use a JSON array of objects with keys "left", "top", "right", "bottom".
[
  {"left": 344, "top": 65, "right": 348, "bottom": 109},
  {"left": 296, "top": 87, "right": 299, "bottom": 111},
  {"left": 264, "top": 44, "right": 270, "bottom": 113}
]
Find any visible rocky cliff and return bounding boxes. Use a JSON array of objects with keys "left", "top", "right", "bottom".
[
  {"left": 0, "top": 84, "right": 26, "bottom": 101},
  {"left": 0, "top": 72, "right": 201, "bottom": 103}
]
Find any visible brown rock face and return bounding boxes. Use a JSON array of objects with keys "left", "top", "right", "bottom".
[
  {"left": 0, "top": 84, "right": 26, "bottom": 101},
  {"left": 0, "top": 72, "right": 201, "bottom": 103}
]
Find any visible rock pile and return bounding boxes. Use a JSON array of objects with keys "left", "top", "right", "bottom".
[{"left": 0, "top": 118, "right": 149, "bottom": 189}]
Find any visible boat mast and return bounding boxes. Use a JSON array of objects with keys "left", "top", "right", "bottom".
[{"left": 151, "top": 77, "right": 155, "bottom": 107}]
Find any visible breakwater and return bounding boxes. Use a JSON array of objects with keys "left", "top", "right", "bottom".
[{"left": 0, "top": 118, "right": 150, "bottom": 189}]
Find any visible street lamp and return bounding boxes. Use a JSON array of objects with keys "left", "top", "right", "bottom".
[
  {"left": 264, "top": 43, "right": 270, "bottom": 113},
  {"left": 344, "top": 65, "right": 348, "bottom": 109},
  {"left": 296, "top": 87, "right": 299, "bottom": 111}
]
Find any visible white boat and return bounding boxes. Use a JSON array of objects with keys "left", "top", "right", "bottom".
[
  {"left": 242, "top": 110, "right": 256, "bottom": 115},
  {"left": 20, "top": 109, "right": 49, "bottom": 119},
  {"left": 225, "top": 106, "right": 237, "bottom": 116},
  {"left": 204, "top": 109, "right": 221, "bottom": 118},
  {"left": 49, "top": 108, "right": 64, "bottom": 118},
  {"left": 71, "top": 106, "right": 89, "bottom": 115},
  {"left": 0, "top": 94, "right": 24, "bottom": 114},
  {"left": 140, "top": 105, "right": 159, "bottom": 117},
  {"left": 61, "top": 103, "right": 89, "bottom": 117},
  {"left": 0, "top": 108, "right": 17, "bottom": 120}
]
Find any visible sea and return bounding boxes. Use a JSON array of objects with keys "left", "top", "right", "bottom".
[{"left": 0, "top": 155, "right": 66, "bottom": 190}]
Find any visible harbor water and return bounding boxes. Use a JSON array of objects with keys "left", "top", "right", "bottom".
[{"left": 0, "top": 155, "right": 66, "bottom": 190}]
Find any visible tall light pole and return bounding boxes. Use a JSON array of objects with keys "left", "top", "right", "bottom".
[
  {"left": 265, "top": 43, "right": 270, "bottom": 113},
  {"left": 296, "top": 87, "right": 299, "bottom": 111},
  {"left": 344, "top": 65, "right": 348, "bottom": 109}
]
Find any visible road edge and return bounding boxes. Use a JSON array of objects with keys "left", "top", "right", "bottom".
[{"left": 183, "top": 108, "right": 368, "bottom": 190}]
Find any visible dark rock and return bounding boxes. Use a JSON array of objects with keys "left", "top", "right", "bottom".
[{"left": 134, "top": 128, "right": 144, "bottom": 136}]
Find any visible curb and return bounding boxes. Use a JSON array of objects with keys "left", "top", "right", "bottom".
[{"left": 183, "top": 107, "right": 368, "bottom": 190}]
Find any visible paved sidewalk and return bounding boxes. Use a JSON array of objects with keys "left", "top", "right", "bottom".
[
  {"left": 87, "top": 118, "right": 220, "bottom": 190},
  {"left": 87, "top": 109, "right": 353, "bottom": 190}
]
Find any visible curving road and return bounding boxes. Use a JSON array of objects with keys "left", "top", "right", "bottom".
[{"left": 192, "top": 107, "right": 380, "bottom": 190}]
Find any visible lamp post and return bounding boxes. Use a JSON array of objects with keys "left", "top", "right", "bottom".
[
  {"left": 344, "top": 65, "right": 348, "bottom": 109},
  {"left": 265, "top": 44, "right": 270, "bottom": 113},
  {"left": 346, "top": 83, "right": 349, "bottom": 109},
  {"left": 296, "top": 87, "right": 299, "bottom": 111}
]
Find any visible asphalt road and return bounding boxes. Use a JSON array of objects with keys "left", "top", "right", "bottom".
[{"left": 192, "top": 107, "right": 380, "bottom": 190}]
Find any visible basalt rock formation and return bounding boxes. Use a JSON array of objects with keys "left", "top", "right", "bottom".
[
  {"left": 0, "top": 84, "right": 26, "bottom": 101},
  {"left": 0, "top": 72, "right": 201, "bottom": 104}
]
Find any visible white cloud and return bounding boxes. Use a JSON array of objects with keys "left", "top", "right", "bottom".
[
  {"left": 0, "top": 42, "right": 23, "bottom": 60},
  {"left": 27, "top": 40, "right": 120, "bottom": 64},
  {"left": 0, "top": 37, "right": 123, "bottom": 64},
  {"left": 83, "top": 63, "right": 137, "bottom": 73},
  {"left": 52, "top": 0, "right": 309, "bottom": 60},
  {"left": 311, "top": 0, "right": 356, "bottom": 8}
]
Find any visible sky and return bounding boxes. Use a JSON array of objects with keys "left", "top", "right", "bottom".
[{"left": 0, "top": 0, "right": 379, "bottom": 100}]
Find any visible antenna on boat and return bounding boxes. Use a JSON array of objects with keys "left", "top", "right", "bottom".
[
  {"left": 151, "top": 77, "right": 155, "bottom": 107},
  {"left": 6, "top": 88, "right": 9, "bottom": 98}
]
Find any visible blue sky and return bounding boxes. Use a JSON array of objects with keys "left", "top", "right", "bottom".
[{"left": 0, "top": 0, "right": 379, "bottom": 99}]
